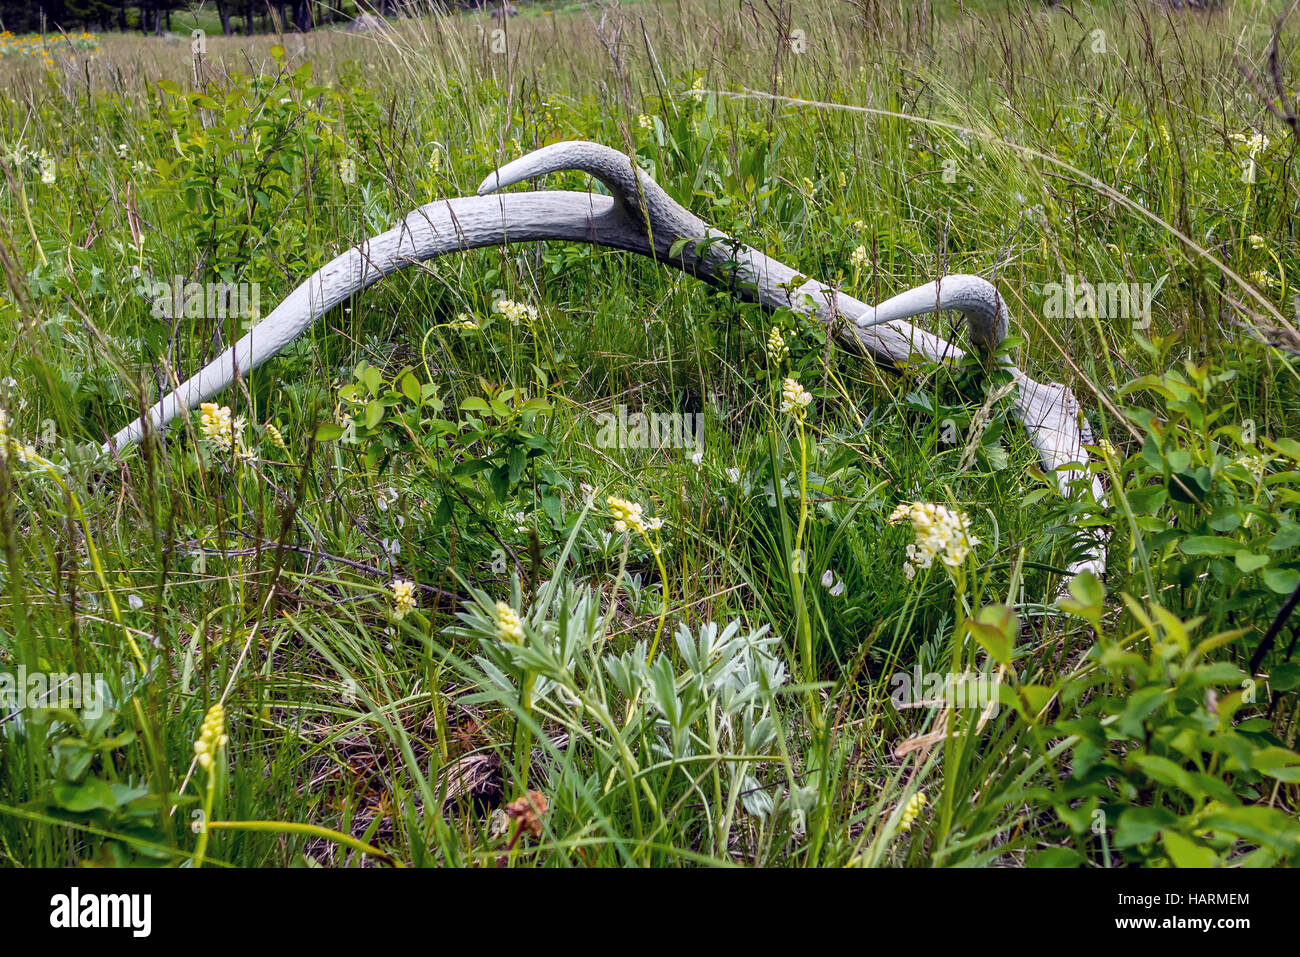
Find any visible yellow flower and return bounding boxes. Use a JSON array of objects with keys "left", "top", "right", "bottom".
[
  {"left": 193, "top": 702, "right": 229, "bottom": 772},
  {"left": 263, "top": 422, "right": 287, "bottom": 451},
  {"left": 390, "top": 579, "right": 416, "bottom": 620},
  {"left": 607, "top": 495, "right": 646, "bottom": 535},
  {"left": 0, "top": 409, "right": 42, "bottom": 465},
  {"left": 198, "top": 402, "right": 235, "bottom": 450},
  {"left": 494, "top": 600, "right": 524, "bottom": 642},
  {"left": 850, "top": 245, "right": 869, "bottom": 269},
  {"left": 899, "top": 790, "right": 927, "bottom": 831}
]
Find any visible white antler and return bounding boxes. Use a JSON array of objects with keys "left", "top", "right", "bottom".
[{"left": 105, "top": 141, "right": 1105, "bottom": 582}]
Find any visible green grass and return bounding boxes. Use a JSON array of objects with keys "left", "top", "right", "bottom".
[{"left": 0, "top": 0, "right": 1299, "bottom": 868}]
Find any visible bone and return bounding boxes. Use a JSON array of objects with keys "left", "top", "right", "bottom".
[{"left": 104, "top": 140, "right": 1106, "bottom": 583}]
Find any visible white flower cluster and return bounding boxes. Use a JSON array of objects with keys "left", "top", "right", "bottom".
[
  {"left": 780, "top": 377, "right": 812, "bottom": 420},
  {"left": 766, "top": 327, "right": 789, "bottom": 365},
  {"left": 494, "top": 299, "right": 539, "bottom": 325},
  {"left": 198, "top": 402, "right": 254, "bottom": 461},
  {"left": 888, "top": 501, "right": 979, "bottom": 579}
]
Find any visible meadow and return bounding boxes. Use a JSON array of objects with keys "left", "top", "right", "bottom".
[{"left": 1, "top": 0, "right": 1299, "bottom": 868}]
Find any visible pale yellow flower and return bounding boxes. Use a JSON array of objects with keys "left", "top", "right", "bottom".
[
  {"left": 767, "top": 326, "right": 789, "bottom": 365},
  {"left": 899, "top": 790, "right": 927, "bottom": 831},
  {"left": 494, "top": 299, "right": 539, "bottom": 325},
  {"left": 193, "top": 702, "right": 229, "bottom": 772},
  {"left": 390, "top": 579, "right": 417, "bottom": 620},
  {"left": 608, "top": 495, "right": 646, "bottom": 535},
  {"left": 888, "top": 502, "right": 979, "bottom": 571},
  {"left": 494, "top": 600, "right": 524, "bottom": 643},
  {"left": 780, "top": 377, "right": 813, "bottom": 420},
  {"left": 199, "top": 402, "right": 234, "bottom": 451}
]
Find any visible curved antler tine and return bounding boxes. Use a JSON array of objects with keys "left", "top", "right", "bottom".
[
  {"left": 477, "top": 140, "right": 642, "bottom": 210},
  {"left": 476, "top": 140, "right": 708, "bottom": 245},
  {"left": 855, "top": 277, "right": 1010, "bottom": 353}
]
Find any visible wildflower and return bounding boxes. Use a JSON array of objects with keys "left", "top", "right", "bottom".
[
  {"left": 637, "top": 113, "right": 654, "bottom": 131},
  {"left": 376, "top": 487, "right": 398, "bottom": 511},
  {"left": 802, "top": 176, "right": 816, "bottom": 197},
  {"left": 579, "top": 481, "right": 596, "bottom": 503},
  {"left": 690, "top": 449, "right": 703, "bottom": 467},
  {"left": 390, "top": 579, "right": 416, "bottom": 620},
  {"left": 504, "top": 790, "right": 548, "bottom": 837},
  {"left": 829, "top": 580, "right": 845, "bottom": 597},
  {"left": 644, "top": 516, "right": 664, "bottom": 532},
  {"left": 128, "top": 594, "right": 144, "bottom": 610},
  {"left": 766, "top": 326, "right": 789, "bottom": 365},
  {"left": 193, "top": 702, "right": 228, "bottom": 771},
  {"left": 508, "top": 509, "right": 531, "bottom": 533},
  {"left": 850, "top": 245, "right": 869, "bottom": 269},
  {"left": 263, "top": 422, "right": 287, "bottom": 451},
  {"left": 690, "top": 76, "right": 706, "bottom": 103},
  {"left": 38, "top": 153, "right": 55, "bottom": 185},
  {"left": 1095, "top": 438, "right": 1118, "bottom": 461},
  {"left": 198, "top": 402, "right": 234, "bottom": 451},
  {"left": 116, "top": 143, "right": 128, "bottom": 159},
  {"left": 1238, "top": 453, "right": 1271, "bottom": 483},
  {"left": 888, "top": 502, "right": 980, "bottom": 571},
  {"left": 1231, "top": 131, "right": 1270, "bottom": 184},
  {"left": 1231, "top": 131, "right": 1270, "bottom": 154},
  {"left": 780, "top": 377, "right": 813, "bottom": 421},
  {"left": 494, "top": 299, "right": 539, "bottom": 325},
  {"left": 725, "top": 467, "right": 740, "bottom": 484},
  {"left": 1249, "top": 269, "right": 1275, "bottom": 289},
  {"left": 339, "top": 157, "right": 357, "bottom": 184},
  {"left": 494, "top": 600, "right": 524, "bottom": 643},
  {"left": 452, "top": 312, "right": 478, "bottom": 330},
  {"left": 428, "top": 146, "right": 442, "bottom": 174},
  {"left": 608, "top": 495, "right": 646, "bottom": 535},
  {"left": 899, "top": 791, "right": 927, "bottom": 831},
  {"left": 0, "top": 409, "right": 41, "bottom": 464},
  {"left": 232, "top": 416, "right": 255, "bottom": 462},
  {"left": 1248, "top": 234, "right": 1267, "bottom": 250},
  {"left": 821, "top": 569, "right": 835, "bottom": 588}
]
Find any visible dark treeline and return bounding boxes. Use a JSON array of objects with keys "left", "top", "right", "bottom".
[{"left": 0, "top": 1, "right": 511, "bottom": 35}]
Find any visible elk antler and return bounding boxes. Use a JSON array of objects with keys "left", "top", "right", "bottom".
[{"left": 105, "top": 141, "right": 1106, "bottom": 582}]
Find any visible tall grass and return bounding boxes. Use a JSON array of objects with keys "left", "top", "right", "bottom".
[{"left": 0, "top": 0, "right": 1298, "bottom": 867}]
